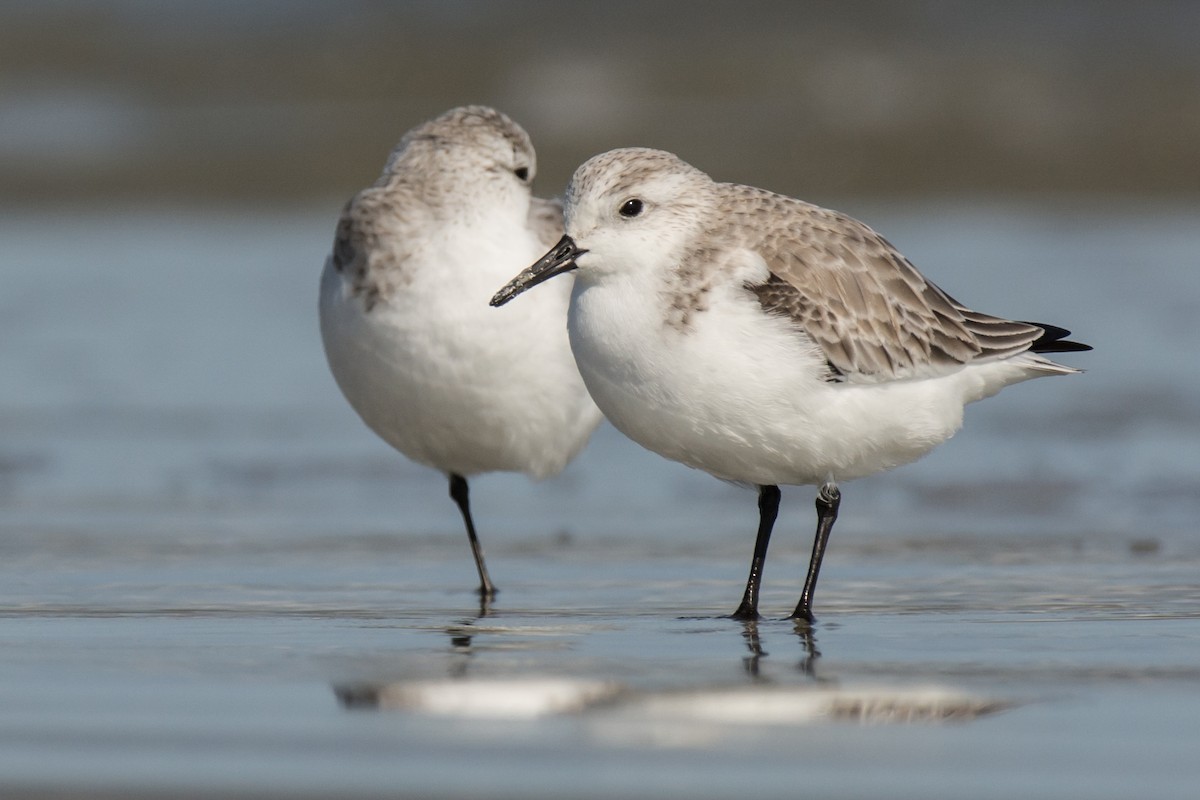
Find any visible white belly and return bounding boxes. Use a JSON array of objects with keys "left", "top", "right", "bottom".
[
  {"left": 566, "top": 278, "right": 975, "bottom": 486},
  {"left": 320, "top": 234, "right": 600, "bottom": 480}
]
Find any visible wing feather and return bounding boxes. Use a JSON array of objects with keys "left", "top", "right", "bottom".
[
  {"left": 734, "top": 188, "right": 1049, "bottom": 381},
  {"left": 328, "top": 188, "right": 406, "bottom": 311}
]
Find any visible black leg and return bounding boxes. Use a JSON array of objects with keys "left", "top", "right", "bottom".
[
  {"left": 448, "top": 473, "right": 497, "bottom": 598},
  {"left": 791, "top": 482, "right": 840, "bottom": 621},
  {"left": 731, "top": 484, "right": 781, "bottom": 620}
]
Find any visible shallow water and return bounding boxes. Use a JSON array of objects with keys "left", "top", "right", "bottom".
[{"left": 0, "top": 201, "right": 1198, "bottom": 798}]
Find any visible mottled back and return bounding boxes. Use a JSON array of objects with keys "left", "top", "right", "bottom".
[{"left": 723, "top": 186, "right": 1075, "bottom": 381}]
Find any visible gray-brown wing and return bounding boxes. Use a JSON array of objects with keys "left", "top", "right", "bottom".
[
  {"left": 330, "top": 197, "right": 360, "bottom": 275},
  {"left": 329, "top": 188, "right": 407, "bottom": 311},
  {"left": 741, "top": 195, "right": 1043, "bottom": 381},
  {"left": 527, "top": 196, "right": 565, "bottom": 249}
]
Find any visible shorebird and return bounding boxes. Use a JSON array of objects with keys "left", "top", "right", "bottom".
[
  {"left": 492, "top": 147, "right": 1089, "bottom": 619},
  {"left": 320, "top": 106, "right": 602, "bottom": 598}
]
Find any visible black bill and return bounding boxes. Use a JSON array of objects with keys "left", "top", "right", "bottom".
[{"left": 490, "top": 234, "right": 587, "bottom": 307}]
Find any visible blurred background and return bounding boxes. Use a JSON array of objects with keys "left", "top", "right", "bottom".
[
  {"left": 1, "top": 0, "right": 1197, "bottom": 578},
  {"left": 5, "top": 0, "right": 1199, "bottom": 203}
]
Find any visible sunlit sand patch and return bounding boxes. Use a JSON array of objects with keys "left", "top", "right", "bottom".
[
  {"left": 633, "top": 686, "right": 1011, "bottom": 724},
  {"left": 337, "top": 680, "right": 1009, "bottom": 725},
  {"left": 336, "top": 679, "right": 626, "bottom": 719}
]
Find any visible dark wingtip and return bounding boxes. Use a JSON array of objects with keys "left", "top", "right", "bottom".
[
  {"left": 1040, "top": 341, "right": 1093, "bottom": 354},
  {"left": 1024, "top": 322, "right": 1093, "bottom": 354}
]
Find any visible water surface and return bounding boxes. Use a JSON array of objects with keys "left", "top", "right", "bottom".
[{"left": 0, "top": 202, "right": 1196, "bottom": 798}]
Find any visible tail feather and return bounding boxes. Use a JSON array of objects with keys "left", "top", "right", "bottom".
[{"left": 1023, "top": 322, "right": 1092, "bottom": 354}]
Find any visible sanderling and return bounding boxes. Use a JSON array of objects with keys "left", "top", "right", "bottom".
[
  {"left": 320, "top": 106, "right": 602, "bottom": 599},
  {"left": 492, "top": 147, "right": 1090, "bottom": 620}
]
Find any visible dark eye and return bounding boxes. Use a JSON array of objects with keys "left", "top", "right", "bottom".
[
  {"left": 513, "top": 167, "right": 530, "bottom": 181},
  {"left": 619, "top": 198, "right": 644, "bottom": 218}
]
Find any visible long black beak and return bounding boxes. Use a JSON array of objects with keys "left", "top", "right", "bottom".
[{"left": 490, "top": 234, "right": 587, "bottom": 307}]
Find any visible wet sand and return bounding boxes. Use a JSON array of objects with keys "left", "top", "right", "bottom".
[{"left": 0, "top": 203, "right": 1196, "bottom": 798}]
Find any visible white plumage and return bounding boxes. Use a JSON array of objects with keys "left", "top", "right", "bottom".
[
  {"left": 492, "top": 147, "right": 1089, "bottom": 619},
  {"left": 320, "top": 107, "right": 602, "bottom": 598}
]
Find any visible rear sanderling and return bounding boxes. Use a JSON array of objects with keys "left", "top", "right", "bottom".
[{"left": 320, "top": 106, "right": 602, "bottom": 600}]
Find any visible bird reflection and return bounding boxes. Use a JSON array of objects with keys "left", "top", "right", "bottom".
[
  {"left": 736, "top": 617, "right": 828, "bottom": 683},
  {"left": 740, "top": 619, "right": 767, "bottom": 678},
  {"left": 446, "top": 616, "right": 483, "bottom": 678},
  {"left": 792, "top": 618, "right": 823, "bottom": 680}
]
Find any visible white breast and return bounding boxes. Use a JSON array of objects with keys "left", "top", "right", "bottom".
[
  {"left": 566, "top": 270, "right": 976, "bottom": 486},
  {"left": 320, "top": 220, "right": 600, "bottom": 479}
]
